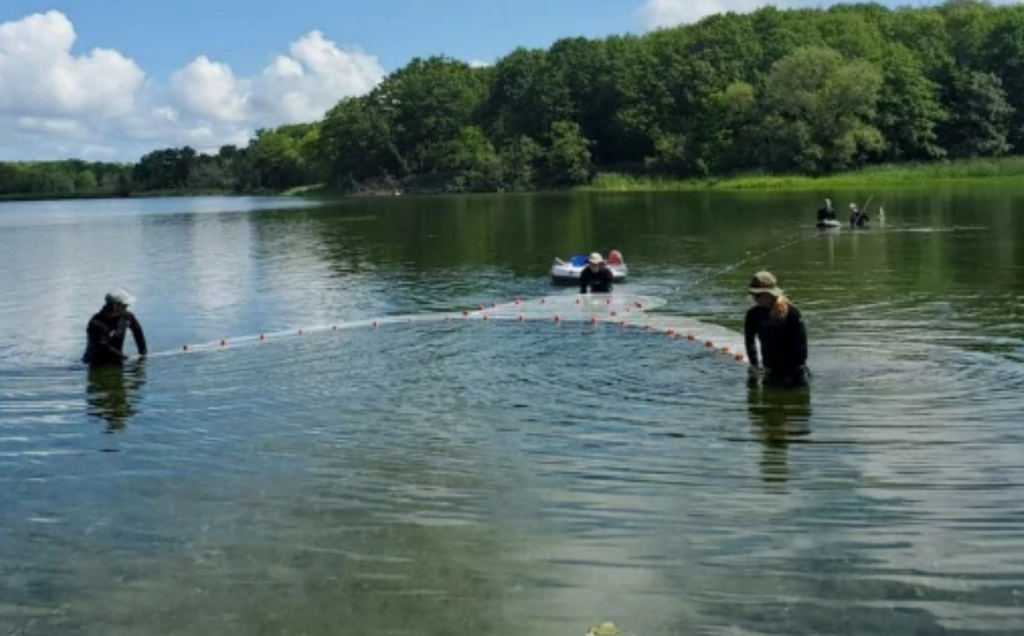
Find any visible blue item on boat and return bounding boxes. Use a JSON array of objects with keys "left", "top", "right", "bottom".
[{"left": 569, "top": 254, "right": 588, "bottom": 266}]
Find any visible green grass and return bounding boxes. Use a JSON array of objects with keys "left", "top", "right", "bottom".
[{"left": 581, "top": 156, "right": 1024, "bottom": 192}]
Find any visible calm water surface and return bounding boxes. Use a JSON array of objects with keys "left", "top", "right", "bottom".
[{"left": 1, "top": 190, "right": 1023, "bottom": 635}]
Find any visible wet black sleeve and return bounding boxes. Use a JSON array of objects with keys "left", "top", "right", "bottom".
[
  {"left": 579, "top": 267, "right": 591, "bottom": 293},
  {"left": 789, "top": 306, "right": 808, "bottom": 366},
  {"left": 128, "top": 313, "right": 148, "bottom": 355},
  {"left": 87, "top": 317, "right": 124, "bottom": 359},
  {"left": 744, "top": 308, "right": 759, "bottom": 367}
]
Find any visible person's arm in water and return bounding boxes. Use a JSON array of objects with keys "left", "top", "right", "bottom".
[
  {"left": 87, "top": 317, "right": 128, "bottom": 361},
  {"left": 127, "top": 312, "right": 148, "bottom": 356},
  {"left": 743, "top": 308, "right": 760, "bottom": 368}
]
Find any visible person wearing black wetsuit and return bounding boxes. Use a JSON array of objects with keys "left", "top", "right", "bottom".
[
  {"left": 849, "top": 202, "right": 869, "bottom": 228},
  {"left": 744, "top": 271, "right": 809, "bottom": 386},
  {"left": 579, "top": 252, "right": 614, "bottom": 293},
  {"left": 82, "top": 289, "right": 148, "bottom": 367},
  {"left": 816, "top": 198, "right": 836, "bottom": 223}
]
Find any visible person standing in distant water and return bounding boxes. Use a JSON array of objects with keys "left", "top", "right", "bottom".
[
  {"left": 579, "top": 252, "right": 614, "bottom": 293},
  {"left": 744, "top": 271, "right": 809, "bottom": 387},
  {"left": 82, "top": 289, "right": 148, "bottom": 368},
  {"left": 849, "top": 202, "right": 869, "bottom": 228},
  {"left": 816, "top": 198, "right": 836, "bottom": 223}
]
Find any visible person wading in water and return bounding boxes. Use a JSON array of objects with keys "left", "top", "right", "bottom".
[
  {"left": 744, "top": 271, "right": 809, "bottom": 387},
  {"left": 82, "top": 289, "right": 148, "bottom": 367}
]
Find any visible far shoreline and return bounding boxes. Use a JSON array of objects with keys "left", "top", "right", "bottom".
[
  {"left": 3, "top": 157, "right": 1024, "bottom": 203},
  {"left": 577, "top": 156, "right": 1024, "bottom": 192}
]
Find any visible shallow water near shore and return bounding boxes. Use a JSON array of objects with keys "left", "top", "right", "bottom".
[{"left": 1, "top": 188, "right": 1022, "bottom": 635}]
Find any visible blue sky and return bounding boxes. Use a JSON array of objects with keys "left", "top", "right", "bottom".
[
  {"left": 0, "top": 0, "right": 635, "bottom": 78},
  {"left": 0, "top": 0, "right": 989, "bottom": 160}
]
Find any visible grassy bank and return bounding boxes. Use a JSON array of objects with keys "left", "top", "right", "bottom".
[{"left": 581, "top": 156, "right": 1024, "bottom": 192}]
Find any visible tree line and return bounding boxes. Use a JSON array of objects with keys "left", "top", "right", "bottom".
[{"left": 2, "top": 0, "right": 1022, "bottom": 199}]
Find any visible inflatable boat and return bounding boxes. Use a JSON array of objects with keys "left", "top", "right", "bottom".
[
  {"left": 816, "top": 219, "right": 841, "bottom": 229},
  {"left": 550, "top": 255, "right": 628, "bottom": 285}
]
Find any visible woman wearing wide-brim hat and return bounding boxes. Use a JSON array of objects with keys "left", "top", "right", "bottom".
[{"left": 744, "top": 271, "right": 809, "bottom": 386}]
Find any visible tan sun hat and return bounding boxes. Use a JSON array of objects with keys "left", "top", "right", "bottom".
[
  {"left": 588, "top": 252, "right": 604, "bottom": 264},
  {"left": 748, "top": 271, "right": 783, "bottom": 297}
]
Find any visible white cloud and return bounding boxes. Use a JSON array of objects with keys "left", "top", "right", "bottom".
[
  {"left": 0, "top": 11, "right": 385, "bottom": 161},
  {"left": 633, "top": 0, "right": 1024, "bottom": 30},
  {"left": 635, "top": 0, "right": 789, "bottom": 29}
]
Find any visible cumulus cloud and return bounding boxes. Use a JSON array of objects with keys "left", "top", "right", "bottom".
[
  {"left": 0, "top": 10, "right": 385, "bottom": 161},
  {"left": 633, "top": 0, "right": 1024, "bottom": 30},
  {"left": 635, "top": 0, "right": 795, "bottom": 29}
]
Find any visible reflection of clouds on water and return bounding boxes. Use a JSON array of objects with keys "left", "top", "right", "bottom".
[
  {"left": 0, "top": 216, "right": 149, "bottom": 365},
  {"left": 180, "top": 213, "right": 254, "bottom": 326},
  {"left": 251, "top": 217, "right": 394, "bottom": 329}
]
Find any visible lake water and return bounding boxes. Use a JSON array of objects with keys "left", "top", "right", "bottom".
[{"left": 1, "top": 189, "right": 1022, "bottom": 635}]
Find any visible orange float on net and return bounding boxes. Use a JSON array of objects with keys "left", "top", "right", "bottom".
[
  {"left": 705, "top": 340, "right": 714, "bottom": 348},
  {"left": 687, "top": 333, "right": 695, "bottom": 340},
  {"left": 554, "top": 314, "right": 562, "bottom": 322},
  {"left": 482, "top": 314, "right": 489, "bottom": 321},
  {"left": 462, "top": 310, "right": 469, "bottom": 317},
  {"left": 720, "top": 346, "right": 730, "bottom": 354},
  {"left": 734, "top": 354, "right": 744, "bottom": 361},
  {"left": 590, "top": 316, "right": 598, "bottom": 324},
  {"left": 610, "top": 310, "right": 618, "bottom": 317},
  {"left": 667, "top": 328, "right": 676, "bottom": 336}
]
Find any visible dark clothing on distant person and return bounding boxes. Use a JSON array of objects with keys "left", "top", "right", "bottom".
[
  {"left": 579, "top": 265, "right": 614, "bottom": 293},
  {"left": 816, "top": 206, "right": 836, "bottom": 222},
  {"left": 82, "top": 309, "right": 147, "bottom": 367},
  {"left": 744, "top": 304, "right": 808, "bottom": 385},
  {"left": 850, "top": 210, "right": 869, "bottom": 228}
]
